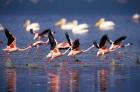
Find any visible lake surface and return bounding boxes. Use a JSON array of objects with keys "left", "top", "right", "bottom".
[{"left": 0, "top": 14, "right": 140, "bottom": 92}]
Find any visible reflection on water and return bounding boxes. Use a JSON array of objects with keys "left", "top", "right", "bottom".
[
  {"left": 5, "top": 57, "right": 16, "bottom": 92},
  {"left": 46, "top": 62, "right": 80, "bottom": 92},
  {"left": 69, "top": 69, "right": 80, "bottom": 92},
  {"left": 1, "top": 59, "right": 140, "bottom": 92},
  {"left": 48, "top": 73, "right": 60, "bottom": 92},
  {"left": 98, "top": 68, "right": 108, "bottom": 92},
  {"left": 6, "top": 68, "right": 16, "bottom": 92}
]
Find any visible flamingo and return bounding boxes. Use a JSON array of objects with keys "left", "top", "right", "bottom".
[
  {"left": 93, "top": 34, "right": 132, "bottom": 56},
  {"left": 46, "top": 30, "right": 70, "bottom": 60},
  {"left": 44, "top": 30, "right": 71, "bottom": 50},
  {"left": 109, "top": 36, "right": 133, "bottom": 51},
  {"left": 95, "top": 18, "right": 115, "bottom": 31},
  {"left": 29, "top": 28, "right": 55, "bottom": 40},
  {"left": 55, "top": 18, "right": 78, "bottom": 30},
  {"left": 23, "top": 28, "right": 55, "bottom": 50},
  {"left": 24, "top": 20, "right": 40, "bottom": 32},
  {"left": 65, "top": 32, "right": 94, "bottom": 57},
  {"left": 93, "top": 34, "right": 111, "bottom": 56},
  {"left": 1, "top": 27, "right": 48, "bottom": 53},
  {"left": 56, "top": 32, "right": 72, "bottom": 50},
  {"left": 2, "top": 28, "right": 31, "bottom": 53}
]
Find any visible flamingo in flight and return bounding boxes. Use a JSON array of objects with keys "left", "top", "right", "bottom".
[
  {"left": 2, "top": 28, "right": 31, "bottom": 53},
  {"left": 1, "top": 26, "right": 48, "bottom": 53},
  {"left": 93, "top": 34, "right": 112, "bottom": 56},
  {"left": 46, "top": 30, "right": 70, "bottom": 60},
  {"left": 93, "top": 34, "right": 132, "bottom": 56},
  {"left": 65, "top": 32, "right": 94, "bottom": 57},
  {"left": 25, "top": 29, "right": 55, "bottom": 48},
  {"left": 109, "top": 36, "right": 133, "bottom": 51},
  {"left": 55, "top": 31, "right": 72, "bottom": 50},
  {"left": 29, "top": 28, "right": 56, "bottom": 40},
  {"left": 44, "top": 29, "right": 71, "bottom": 50}
]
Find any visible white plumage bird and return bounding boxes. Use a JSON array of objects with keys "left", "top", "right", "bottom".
[
  {"left": 132, "top": 13, "right": 140, "bottom": 23},
  {"left": 55, "top": 18, "right": 78, "bottom": 30},
  {"left": 72, "top": 23, "right": 89, "bottom": 34},
  {"left": 55, "top": 18, "right": 89, "bottom": 34},
  {"left": 24, "top": 20, "right": 40, "bottom": 32},
  {"left": 95, "top": 18, "right": 115, "bottom": 31}
]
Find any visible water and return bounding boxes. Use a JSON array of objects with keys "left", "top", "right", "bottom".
[{"left": 0, "top": 14, "right": 140, "bottom": 92}]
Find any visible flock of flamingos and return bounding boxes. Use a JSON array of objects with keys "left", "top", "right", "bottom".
[{"left": 0, "top": 13, "right": 139, "bottom": 61}]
